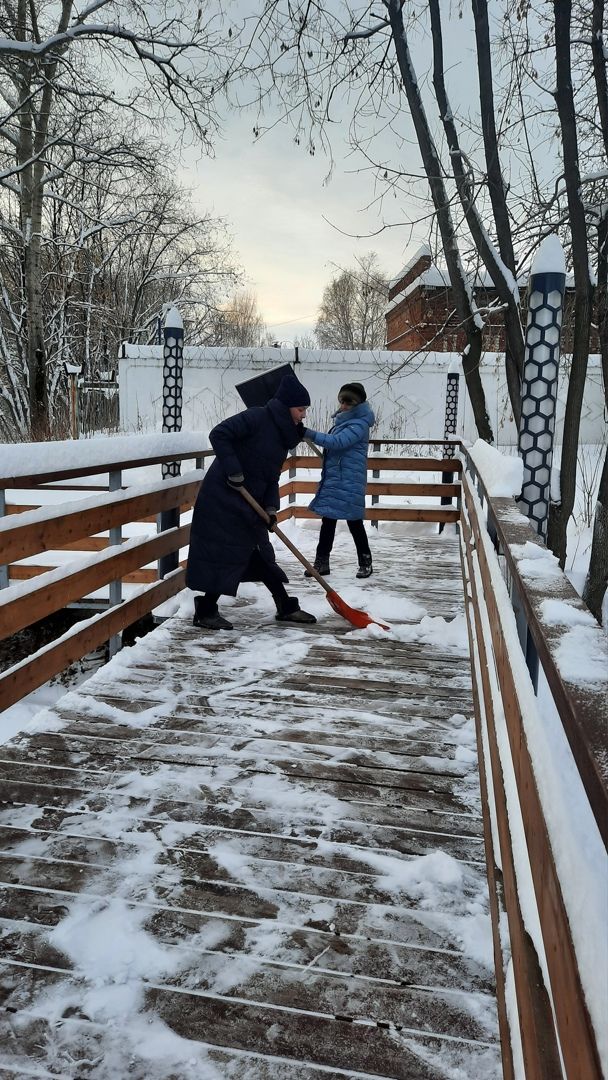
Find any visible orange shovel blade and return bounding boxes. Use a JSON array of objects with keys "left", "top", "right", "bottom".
[{"left": 326, "top": 590, "right": 390, "bottom": 631}]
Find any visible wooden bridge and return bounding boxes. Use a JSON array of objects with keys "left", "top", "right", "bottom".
[{"left": 0, "top": 439, "right": 606, "bottom": 1079}]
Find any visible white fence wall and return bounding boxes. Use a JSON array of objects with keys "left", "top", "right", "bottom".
[{"left": 118, "top": 346, "right": 606, "bottom": 446}]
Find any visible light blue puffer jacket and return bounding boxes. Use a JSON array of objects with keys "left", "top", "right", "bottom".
[{"left": 305, "top": 401, "right": 375, "bottom": 520}]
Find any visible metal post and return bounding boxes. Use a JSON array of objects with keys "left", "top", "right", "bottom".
[
  {"left": 509, "top": 573, "right": 539, "bottom": 691},
  {"left": 108, "top": 469, "right": 122, "bottom": 657},
  {"left": 0, "top": 488, "right": 8, "bottom": 589},
  {"left": 159, "top": 306, "right": 184, "bottom": 579},
  {"left": 517, "top": 236, "right": 566, "bottom": 539},
  {"left": 371, "top": 439, "right": 381, "bottom": 529},
  {"left": 65, "top": 362, "right": 82, "bottom": 439},
  {"left": 288, "top": 453, "right": 296, "bottom": 506},
  {"left": 439, "top": 359, "right": 460, "bottom": 533}
]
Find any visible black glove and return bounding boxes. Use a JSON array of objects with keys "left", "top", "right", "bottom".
[
  {"left": 227, "top": 473, "right": 245, "bottom": 490},
  {"left": 265, "top": 509, "right": 278, "bottom": 531}
]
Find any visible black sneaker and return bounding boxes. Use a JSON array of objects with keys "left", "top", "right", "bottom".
[
  {"left": 304, "top": 559, "right": 330, "bottom": 578},
  {"left": 193, "top": 612, "right": 234, "bottom": 630},
  {"left": 356, "top": 555, "right": 373, "bottom": 579}
]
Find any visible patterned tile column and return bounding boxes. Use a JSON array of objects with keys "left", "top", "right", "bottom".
[
  {"left": 517, "top": 237, "right": 566, "bottom": 539},
  {"left": 159, "top": 306, "right": 184, "bottom": 578},
  {"left": 439, "top": 359, "right": 460, "bottom": 532},
  {"left": 443, "top": 360, "right": 460, "bottom": 458},
  {"left": 162, "top": 306, "right": 184, "bottom": 479}
]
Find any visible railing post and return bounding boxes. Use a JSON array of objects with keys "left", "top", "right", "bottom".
[
  {"left": 508, "top": 575, "right": 540, "bottom": 691},
  {"left": 517, "top": 236, "right": 566, "bottom": 540},
  {"left": 159, "top": 305, "right": 184, "bottom": 579},
  {"left": 288, "top": 449, "right": 296, "bottom": 507},
  {"left": 0, "top": 488, "right": 8, "bottom": 589},
  {"left": 439, "top": 359, "right": 460, "bottom": 533},
  {"left": 371, "top": 439, "right": 381, "bottom": 529},
  {"left": 108, "top": 469, "right": 122, "bottom": 657}
]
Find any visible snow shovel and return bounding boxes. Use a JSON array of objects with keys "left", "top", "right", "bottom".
[{"left": 237, "top": 485, "right": 390, "bottom": 631}]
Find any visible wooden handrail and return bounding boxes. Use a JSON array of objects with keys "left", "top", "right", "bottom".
[
  {"left": 0, "top": 570, "right": 184, "bottom": 713},
  {"left": 0, "top": 525, "right": 190, "bottom": 642},
  {"left": 279, "top": 480, "right": 461, "bottom": 498},
  {"left": 459, "top": 449, "right": 608, "bottom": 848},
  {"left": 461, "top": 469, "right": 603, "bottom": 1077},
  {"left": 282, "top": 455, "right": 463, "bottom": 473},
  {"left": 0, "top": 448, "right": 212, "bottom": 489},
  {"left": 278, "top": 505, "right": 460, "bottom": 523},
  {"left": 0, "top": 473, "right": 202, "bottom": 565}
]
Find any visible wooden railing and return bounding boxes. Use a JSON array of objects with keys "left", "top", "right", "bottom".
[
  {"left": 0, "top": 444, "right": 210, "bottom": 712},
  {"left": 0, "top": 439, "right": 458, "bottom": 716},
  {"left": 279, "top": 439, "right": 461, "bottom": 525},
  {"left": 458, "top": 449, "right": 607, "bottom": 1080},
  {"left": 1, "top": 436, "right": 606, "bottom": 1078}
]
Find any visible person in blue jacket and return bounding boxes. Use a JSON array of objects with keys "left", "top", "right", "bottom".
[
  {"left": 186, "top": 373, "right": 317, "bottom": 630},
  {"left": 303, "top": 381, "right": 374, "bottom": 578}
]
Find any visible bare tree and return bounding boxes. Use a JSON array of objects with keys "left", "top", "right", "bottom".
[
  {"left": 583, "top": 196, "right": 608, "bottom": 622},
  {"left": 239, "top": 0, "right": 606, "bottom": 604},
  {"left": 0, "top": 0, "right": 235, "bottom": 436},
  {"left": 315, "top": 252, "right": 388, "bottom": 350},
  {"left": 214, "top": 289, "right": 267, "bottom": 346},
  {"left": 0, "top": 117, "right": 240, "bottom": 440}
]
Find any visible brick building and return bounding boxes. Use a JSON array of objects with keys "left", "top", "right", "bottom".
[{"left": 385, "top": 245, "right": 597, "bottom": 353}]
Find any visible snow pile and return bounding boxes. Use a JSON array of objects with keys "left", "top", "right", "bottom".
[
  {"left": 511, "top": 540, "right": 562, "bottom": 580},
  {"left": 468, "top": 439, "right": 523, "bottom": 497},
  {"left": 531, "top": 234, "right": 566, "bottom": 277},
  {"left": 0, "top": 430, "right": 208, "bottom": 479},
  {"left": 553, "top": 626, "right": 608, "bottom": 686}
]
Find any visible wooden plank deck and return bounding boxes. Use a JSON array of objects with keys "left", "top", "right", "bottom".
[{"left": 0, "top": 531, "right": 501, "bottom": 1079}]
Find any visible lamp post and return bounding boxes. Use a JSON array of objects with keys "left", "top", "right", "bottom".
[
  {"left": 64, "top": 362, "right": 82, "bottom": 439},
  {"left": 273, "top": 339, "right": 300, "bottom": 364}
]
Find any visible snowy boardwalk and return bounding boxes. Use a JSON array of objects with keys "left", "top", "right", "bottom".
[{"left": 0, "top": 532, "right": 501, "bottom": 1078}]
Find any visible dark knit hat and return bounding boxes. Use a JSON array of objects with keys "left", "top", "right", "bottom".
[
  {"left": 275, "top": 373, "right": 311, "bottom": 407},
  {"left": 339, "top": 381, "right": 367, "bottom": 403}
]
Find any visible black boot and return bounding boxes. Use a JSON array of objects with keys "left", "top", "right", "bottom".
[
  {"left": 304, "top": 558, "right": 330, "bottom": 578},
  {"left": 356, "top": 554, "right": 373, "bottom": 579},
  {"left": 193, "top": 596, "right": 234, "bottom": 631},
  {"left": 275, "top": 596, "right": 317, "bottom": 624}
]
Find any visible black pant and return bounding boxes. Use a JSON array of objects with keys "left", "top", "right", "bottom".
[
  {"left": 317, "top": 517, "right": 371, "bottom": 561},
  {"left": 196, "top": 548, "right": 290, "bottom": 615}
]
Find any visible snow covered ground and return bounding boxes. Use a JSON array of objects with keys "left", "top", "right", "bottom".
[{"left": 0, "top": 529, "right": 502, "bottom": 1078}]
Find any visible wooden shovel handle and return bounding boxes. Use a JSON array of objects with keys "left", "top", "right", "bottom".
[
  {"left": 236, "top": 485, "right": 331, "bottom": 594},
  {"left": 304, "top": 437, "right": 323, "bottom": 458}
]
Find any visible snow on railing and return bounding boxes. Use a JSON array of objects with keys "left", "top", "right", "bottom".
[{"left": 459, "top": 448, "right": 607, "bottom": 1080}]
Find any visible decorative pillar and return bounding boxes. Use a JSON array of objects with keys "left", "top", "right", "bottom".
[
  {"left": 159, "top": 306, "right": 184, "bottom": 578},
  {"left": 439, "top": 358, "right": 460, "bottom": 532},
  {"left": 443, "top": 358, "right": 460, "bottom": 456},
  {"left": 161, "top": 306, "right": 184, "bottom": 478},
  {"left": 517, "top": 236, "right": 566, "bottom": 539}
]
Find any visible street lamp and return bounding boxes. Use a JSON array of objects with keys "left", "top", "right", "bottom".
[{"left": 272, "top": 340, "right": 300, "bottom": 364}]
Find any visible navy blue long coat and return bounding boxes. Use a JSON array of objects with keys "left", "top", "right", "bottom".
[
  {"left": 186, "top": 398, "right": 300, "bottom": 596},
  {"left": 307, "top": 401, "right": 375, "bottom": 520}
]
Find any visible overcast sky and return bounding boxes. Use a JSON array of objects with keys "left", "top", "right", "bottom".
[
  {"left": 178, "top": 6, "right": 486, "bottom": 344},
  {"left": 182, "top": 119, "right": 424, "bottom": 343}
]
